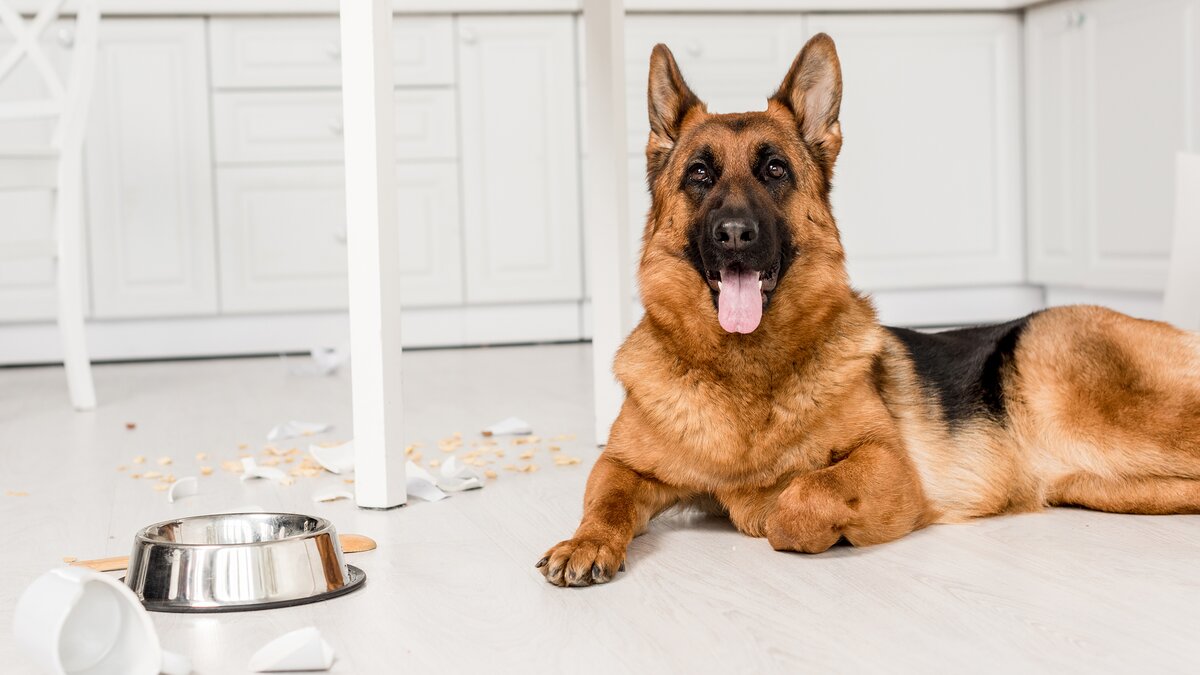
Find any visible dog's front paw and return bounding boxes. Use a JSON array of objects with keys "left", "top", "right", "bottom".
[
  {"left": 765, "top": 479, "right": 856, "bottom": 554},
  {"left": 536, "top": 536, "right": 626, "bottom": 587}
]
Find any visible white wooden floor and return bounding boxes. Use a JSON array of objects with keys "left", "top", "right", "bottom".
[{"left": 2, "top": 344, "right": 1199, "bottom": 674}]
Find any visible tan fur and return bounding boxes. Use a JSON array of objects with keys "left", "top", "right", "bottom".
[{"left": 537, "top": 35, "right": 1200, "bottom": 587}]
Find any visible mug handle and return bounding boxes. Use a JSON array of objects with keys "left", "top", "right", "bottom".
[{"left": 160, "top": 650, "right": 192, "bottom": 675}]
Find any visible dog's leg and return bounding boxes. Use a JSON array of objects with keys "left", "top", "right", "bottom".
[
  {"left": 1050, "top": 474, "right": 1200, "bottom": 514},
  {"left": 764, "top": 440, "right": 930, "bottom": 554},
  {"left": 538, "top": 451, "right": 682, "bottom": 587}
]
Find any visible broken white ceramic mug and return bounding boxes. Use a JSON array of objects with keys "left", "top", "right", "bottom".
[{"left": 13, "top": 566, "right": 191, "bottom": 675}]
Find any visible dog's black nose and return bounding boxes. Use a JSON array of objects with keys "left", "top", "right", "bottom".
[{"left": 712, "top": 219, "right": 759, "bottom": 251}]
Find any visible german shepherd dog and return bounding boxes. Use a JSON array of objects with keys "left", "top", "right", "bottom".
[{"left": 538, "top": 34, "right": 1200, "bottom": 587}]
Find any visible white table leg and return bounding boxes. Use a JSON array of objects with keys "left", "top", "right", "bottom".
[
  {"left": 339, "top": 0, "right": 405, "bottom": 508},
  {"left": 583, "top": 0, "right": 632, "bottom": 446}
]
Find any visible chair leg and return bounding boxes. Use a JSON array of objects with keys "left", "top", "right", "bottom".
[{"left": 55, "top": 153, "right": 96, "bottom": 411}]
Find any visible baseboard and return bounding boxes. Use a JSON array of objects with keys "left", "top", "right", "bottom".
[
  {"left": 867, "top": 284, "right": 1046, "bottom": 327},
  {"left": 0, "top": 302, "right": 585, "bottom": 366},
  {"left": 1043, "top": 286, "right": 1165, "bottom": 321},
  {"left": 6, "top": 286, "right": 1162, "bottom": 366}
]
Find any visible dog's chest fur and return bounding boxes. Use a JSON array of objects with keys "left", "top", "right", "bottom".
[{"left": 612, "top": 324, "right": 879, "bottom": 492}]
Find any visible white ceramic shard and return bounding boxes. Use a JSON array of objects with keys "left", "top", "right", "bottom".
[
  {"left": 405, "top": 460, "right": 448, "bottom": 502},
  {"left": 285, "top": 343, "right": 350, "bottom": 377},
  {"left": 248, "top": 627, "right": 335, "bottom": 673},
  {"left": 166, "top": 477, "right": 198, "bottom": 504},
  {"left": 311, "top": 487, "right": 354, "bottom": 503},
  {"left": 482, "top": 416, "right": 533, "bottom": 436},
  {"left": 309, "top": 440, "right": 355, "bottom": 474},
  {"left": 240, "top": 457, "right": 288, "bottom": 484},
  {"left": 438, "top": 456, "right": 483, "bottom": 492},
  {"left": 266, "top": 421, "right": 331, "bottom": 442}
]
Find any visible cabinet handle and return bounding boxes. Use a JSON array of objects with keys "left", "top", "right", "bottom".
[
  {"left": 460, "top": 29, "right": 478, "bottom": 45},
  {"left": 328, "top": 117, "right": 344, "bottom": 135},
  {"left": 326, "top": 42, "right": 342, "bottom": 60},
  {"left": 56, "top": 27, "right": 74, "bottom": 48}
]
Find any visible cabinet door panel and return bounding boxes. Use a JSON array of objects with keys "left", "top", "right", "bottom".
[
  {"left": 1081, "top": 0, "right": 1196, "bottom": 289},
  {"left": 458, "top": 16, "right": 581, "bottom": 303},
  {"left": 0, "top": 25, "right": 74, "bottom": 321},
  {"left": 217, "top": 164, "right": 462, "bottom": 313},
  {"left": 1026, "top": 0, "right": 1087, "bottom": 285},
  {"left": 807, "top": 14, "right": 1024, "bottom": 289},
  {"left": 209, "top": 17, "right": 454, "bottom": 89},
  {"left": 0, "top": 192, "right": 57, "bottom": 321},
  {"left": 577, "top": 15, "right": 807, "bottom": 154},
  {"left": 213, "top": 89, "right": 457, "bottom": 164},
  {"left": 86, "top": 19, "right": 218, "bottom": 318}
]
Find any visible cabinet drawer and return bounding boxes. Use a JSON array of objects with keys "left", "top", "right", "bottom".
[
  {"left": 210, "top": 17, "right": 454, "bottom": 89},
  {"left": 213, "top": 89, "right": 457, "bottom": 164},
  {"left": 216, "top": 163, "right": 462, "bottom": 313}
]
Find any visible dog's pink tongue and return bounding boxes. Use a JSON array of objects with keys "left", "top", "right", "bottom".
[{"left": 717, "top": 268, "right": 762, "bottom": 334}]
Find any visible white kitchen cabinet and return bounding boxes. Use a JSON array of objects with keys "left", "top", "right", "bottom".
[
  {"left": 209, "top": 16, "right": 455, "bottom": 89},
  {"left": 1028, "top": 0, "right": 1200, "bottom": 291},
  {"left": 620, "top": 15, "right": 809, "bottom": 153},
  {"left": 217, "top": 163, "right": 462, "bottom": 313},
  {"left": 0, "top": 191, "right": 58, "bottom": 321},
  {"left": 457, "top": 16, "right": 581, "bottom": 304},
  {"left": 807, "top": 14, "right": 1024, "bottom": 290},
  {"left": 86, "top": 19, "right": 218, "bottom": 318},
  {"left": 213, "top": 89, "right": 457, "bottom": 164},
  {"left": 0, "top": 26, "right": 73, "bottom": 321}
]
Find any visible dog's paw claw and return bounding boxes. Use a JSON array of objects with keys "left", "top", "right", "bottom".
[{"left": 537, "top": 537, "right": 625, "bottom": 587}]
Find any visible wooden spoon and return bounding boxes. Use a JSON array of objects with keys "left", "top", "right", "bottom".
[{"left": 70, "top": 533, "right": 378, "bottom": 573}]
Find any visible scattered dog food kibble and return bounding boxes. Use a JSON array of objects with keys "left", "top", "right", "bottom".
[
  {"left": 132, "top": 455, "right": 146, "bottom": 464},
  {"left": 152, "top": 484, "right": 169, "bottom": 492},
  {"left": 200, "top": 466, "right": 214, "bottom": 476},
  {"left": 195, "top": 452, "right": 208, "bottom": 461},
  {"left": 157, "top": 457, "right": 172, "bottom": 466},
  {"left": 125, "top": 422, "right": 137, "bottom": 430},
  {"left": 6, "top": 490, "right": 29, "bottom": 497},
  {"left": 484, "top": 470, "right": 498, "bottom": 479}
]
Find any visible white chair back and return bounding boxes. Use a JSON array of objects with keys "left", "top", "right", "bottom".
[{"left": 0, "top": 0, "right": 98, "bottom": 151}]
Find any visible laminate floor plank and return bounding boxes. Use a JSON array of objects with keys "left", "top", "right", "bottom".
[{"left": 1, "top": 344, "right": 1197, "bottom": 674}]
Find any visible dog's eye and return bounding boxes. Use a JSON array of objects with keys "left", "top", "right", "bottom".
[
  {"left": 687, "top": 162, "right": 712, "bottom": 184},
  {"left": 765, "top": 159, "right": 788, "bottom": 180}
]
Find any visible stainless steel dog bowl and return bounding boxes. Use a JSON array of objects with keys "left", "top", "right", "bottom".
[{"left": 124, "top": 513, "right": 365, "bottom": 613}]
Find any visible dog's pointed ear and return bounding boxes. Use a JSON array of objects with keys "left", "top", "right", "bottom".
[
  {"left": 773, "top": 33, "right": 843, "bottom": 171},
  {"left": 646, "top": 44, "right": 703, "bottom": 170}
]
